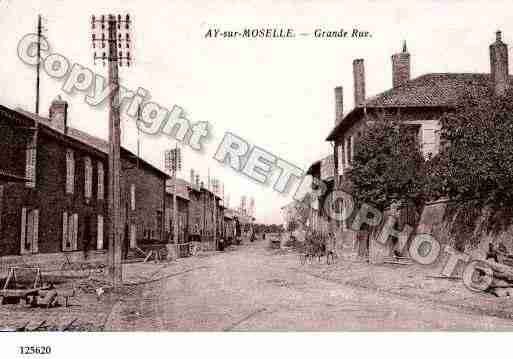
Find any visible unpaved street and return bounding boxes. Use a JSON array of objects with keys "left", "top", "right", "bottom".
[{"left": 107, "top": 240, "right": 513, "bottom": 331}]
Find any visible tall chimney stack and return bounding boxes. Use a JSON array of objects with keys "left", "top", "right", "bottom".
[
  {"left": 490, "top": 30, "right": 509, "bottom": 96},
  {"left": 334, "top": 86, "right": 343, "bottom": 124},
  {"left": 392, "top": 41, "right": 411, "bottom": 88},
  {"left": 353, "top": 59, "right": 366, "bottom": 106},
  {"left": 49, "top": 95, "right": 68, "bottom": 133}
]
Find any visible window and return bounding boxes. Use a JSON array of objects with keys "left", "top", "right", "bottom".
[
  {"left": 130, "top": 184, "right": 136, "bottom": 210},
  {"left": 25, "top": 144, "right": 36, "bottom": 188},
  {"left": 97, "top": 162, "right": 104, "bottom": 200},
  {"left": 84, "top": 157, "right": 92, "bottom": 199},
  {"left": 20, "top": 207, "right": 39, "bottom": 254},
  {"left": 337, "top": 144, "right": 344, "bottom": 175},
  {"left": 62, "top": 211, "right": 78, "bottom": 251},
  {"left": 97, "top": 214, "right": 104, "bottom": 250},
  {"left": 65, "top": 149, "right": 75, "bottom": 194},
  {"left": 130, "top": 224, "right": 136, "bottom": 248}
]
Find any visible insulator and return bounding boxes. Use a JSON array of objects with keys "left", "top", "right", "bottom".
[
  {"left": 126, "top": 33, "right": 130, "bottom": 41},
  {"left": 91, "top": 15, "right": 95, "bottom": 29},
  {"left": 118, "top": 51, "right": 123, "bottom": 59},
  {"left": 125, "top": 14, "right": 130, "bottom": 29},
  {"left": 102, "top": 52, "right": 106, "bottom": 60},
  {"left": 101, "top": 41, "right": 105, "bottom": 49},
  {"left": 127, "top": 51, "right": 131, "bottom": 60}
]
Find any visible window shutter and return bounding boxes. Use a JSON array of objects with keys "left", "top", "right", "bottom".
[
  {"left": 62, "top": 211, "right": 70, "bottom": 251},
  {"left": 25, "top": 145, "right": 36, "bottom": 188},
  {"left": 343, "top": 138, "right": 349, "bottom": 168},
  {"left": 66, "top": 150, "right": 75, "bottom": 194},
  {"left": 32, "top": 209, "right": 39, "bottom": 253},
  {"left": 130, "top": 184, "right": 135, "bottom": 210},
  {"left": 348, "top": 136, "right": 354, "bottom": 165},
  {"left": 422, "top": 128, "right": 437, "bottom": 159},
  {"left": 97, "top": 215, "right": 104, "bottom": 250},
  {"left": 72, "top": 213, "right": 78, "bottom": 250},
  {"left": 0, "top": 185, "right": 3, "bottom": 234},
  {"left": 165, "top": 208, "right": 171, "bottom": 232},
  {"left": 97, "top": 162, "right": 104, "bottom": 200},
  {"left": 337, "top": 145, "right": 344, "bottom": 175},
  {"left": 68, "top": 214, "right": 74, "bottom": 250},
  {"left": 84, "top": 157, "right": 92, "bottom": 199},
  {"left": 20, "top": 207, "right": 28, "bottom": 254},
  {"left": 130, "top": 224, "right": 136, "bottom": 248},
  {"left": 26, "top": 209, "right": 34, "bottom": 253}
]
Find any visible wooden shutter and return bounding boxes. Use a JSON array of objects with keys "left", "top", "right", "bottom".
[
  {"left": 130, "top": 184, "right": 135, "bottom": 210},
  {"left": 165, "top": 207, "right": 171, "bottom": 232},
  {"left": 97, "top": 162, "right": 104, "bottom": 200},
  {"left": 130, "top": 224, "right": 136, "bottom": 248},
  {"left": 25, "top": 145, "right": 36, "bottom": 188},
  {"left": 0, "top": 185, "right": 3, "bottom": 235},
  {"left": 84, "top": 157, "right": 92, "bottom": 199},
  {"left": 97, "top": 215, "right": 104, "bottom": 250},
  {"left": 62, "top": 211, "right": 70, "bottom": 251},
  {"left": 32, "top": 209, "right": 39, "bottom": 253},
  {"left": 66, "top": 149, "right": 75, "bottom": 194},
  {"left": 337, "top": 144, "right": 344, "bottom": 175},
  {"left": 72, "top": 213, "right": 78, "bottom": 250},
  {"left": 422, "top": 128, "right": 437, "bottom": 158},
  {"left": 20, "top": 207, "right": 28, "bottom": 254}
]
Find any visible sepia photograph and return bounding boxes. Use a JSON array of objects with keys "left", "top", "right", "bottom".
[{"left": 1, "top": 0, "right": 513, "bottom": 357}]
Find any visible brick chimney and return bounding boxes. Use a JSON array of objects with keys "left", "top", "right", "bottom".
[
  {"left": 334, "top": 86, "right": 343, "bottom": 124},
  {"left": 392, "top": 41, "right": 410, "bottom": 88},
  {"left": 353, "top": 59, "right": 366, "bottom": 106},
  {"left": 490, "top": 30, "right": 509, "bottom": 96},
  {"left": 48, "top": 95, "right": 68, "bottom": 133}
]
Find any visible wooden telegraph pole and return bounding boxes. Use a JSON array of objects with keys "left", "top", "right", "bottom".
[
  {"left": 165, "top": 146, "right": 181, "bottom": 254},
  {"left": 212, "top": 178, "right": 218, "bottom": 250},
  {"left": 35, "top": 14, "right": 42, "bottom": 115},
  {"left": 91, "top": 14, "right": 132, "bottom": 288}
]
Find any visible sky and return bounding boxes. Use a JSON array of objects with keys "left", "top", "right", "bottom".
[{"left": 0, "top": 0, "right": 512, "bottom": 224}]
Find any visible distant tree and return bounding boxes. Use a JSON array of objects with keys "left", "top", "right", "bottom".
[
  {"left": 348, "top": 117, "right": 427, "bottom": 211},
  {"left": 427, "top": 88, "right": 513, "bottom": 207}
]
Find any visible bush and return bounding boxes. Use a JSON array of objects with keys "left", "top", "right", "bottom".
[
  {"left": 428, "top": 88, "right": 513, "bottom": 207},
  {"left": 348, "top": 118, "right": 427, "bottom": 211}
]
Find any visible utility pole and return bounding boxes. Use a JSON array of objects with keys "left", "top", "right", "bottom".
[
  {"left": 212, "top": 178, "right": 218, "bottom": 250},
  {"left": 91, "top": 14, "right": 132, "bottom": 288},
  {"left": 165, "top": 146, "right": 181, "bottom": 252},
  {"left": 35, "top": 14, "right": 42, "bottom": 115}
]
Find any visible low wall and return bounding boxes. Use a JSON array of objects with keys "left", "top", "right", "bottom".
[{"left": 0, "top": 250, "right": 108, "bottom": 276}]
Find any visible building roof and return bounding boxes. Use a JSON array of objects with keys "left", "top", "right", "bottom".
[
  {"left": 15, "top": 108, "right": 170, "bottom": 179},
  {"left": 326, "top": 73, "right": 513, "bottom": 140}
]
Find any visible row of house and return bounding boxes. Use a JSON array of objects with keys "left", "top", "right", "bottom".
[
  {"left": 0, "top": 96, "right": 254, "bottom": 271},
  {"left": 305, "top": 31, "right": 511, "bottom": 260}
]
